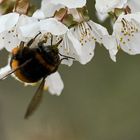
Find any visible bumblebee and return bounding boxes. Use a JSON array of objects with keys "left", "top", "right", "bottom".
[
  {"left": 1, "top": 34, "right": 73, "bottom": 119},
  {"left": 10, "top": 39, "right": 60, "bottom": 83}
]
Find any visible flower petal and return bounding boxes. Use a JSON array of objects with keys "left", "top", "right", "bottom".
[
  {"left": 128, "top": 0, "right": 140, "bottom": 12},
  {"left": 33, "top": 10, "right": 46, "bottom": 19},
  {"left": 44, "top": 72, "right": 64, "bottom": 96},
  {"left": 0, "top": 13, "right": 19, "bottom": 33},
  {"left": 95, "top": 0, "right": 127, "bottom": 14},
  {"left": 50, "top": 0, "right": 86, "bottom": 8},
  {"left": 87, "top": 20, "right": 108, "bottom": 42},
  {"left": 102, "top": 35, "right": 118, "bottom": 62},
  {"left": 0, "top": 64, "right": 11, "bottom": 79},
  {"left": 0, "top": 15, "right": 39, "bottom": 52},
  {"left": 88, "top": 20, "right": 118, "bottom": 61},
  {"left": 19, "top": 22, "right": 40, "bottom": 38},
  {"left": 36, "top": 0, "right": 64, "bottom": 18},
  {"left": 0, "top": 28, "right": 20, "bottom": 52},
  {"left": 67, "top": 29, "right": 95, "bottom": 64},
  {"left": 18, "top": 15, "right": 40, "bottom": 39},
  {"left": 40, "top": 18, "right": 68, "bottom": 35},
  {"left": 96, "top": 12, "right": 108, "bottom": 22},
  {"left": 20, "top": 18, "right": 68, "bottom": 38},
  {"left": 59, "top": 31, "right": 82, "bottom": 66}
]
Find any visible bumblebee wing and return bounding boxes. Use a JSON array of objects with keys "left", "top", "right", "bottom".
[{"left": 24, "top": 77, "right": 46, "bottom": 119}]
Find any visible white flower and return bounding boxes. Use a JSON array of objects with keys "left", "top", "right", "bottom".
[
  {"left": 113, "top": 12, "right": 140, "bottom": 54},
  {"left": 0, "top": 13, "right": 39, "bottom": 52},
  {"left": 44, "top": 72, "right": 64, "bottom": 96},
  {"left": 60, "top": 21, "right": 96, "bottom": 65},
  {"left": 60, "top": 20, "right": 118, "bottom": 64}
]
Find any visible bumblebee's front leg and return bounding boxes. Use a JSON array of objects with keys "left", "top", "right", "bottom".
[{"left": 26, "top": 32, "right": 41, "bottom": 47}]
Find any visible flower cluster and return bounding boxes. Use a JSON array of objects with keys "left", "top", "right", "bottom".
[
  {"left": 95, "top": 0, "right": 140, "bottom": 54},
  {"left": 0, "top": 0, "right": 140, "bottom": 96}
]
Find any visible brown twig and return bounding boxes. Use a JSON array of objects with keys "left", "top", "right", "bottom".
[{"left": 13, "top": 0, "right": 30, "bottom": 15}]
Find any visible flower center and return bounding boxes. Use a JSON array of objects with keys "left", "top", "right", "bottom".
[
  {"left": 119, "top": 18, "right": 139, "bottom": 45},
  {"left": 76, "top": 22, "right": 96, "bottom": 46}
]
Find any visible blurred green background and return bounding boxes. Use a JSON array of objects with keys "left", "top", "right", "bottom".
[{"left": 0, "top": 0, "right": 140, "bottom": 140}]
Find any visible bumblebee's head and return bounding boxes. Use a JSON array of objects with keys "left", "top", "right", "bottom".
[
  {"left": 38, "top": 39, "right": 62, "bottom": 56},
  {"left": 38, "top": 43, "right": 58, "bottom": 56},
  {"left": 38, "top": 40, "right": 61, "bottom": 65},
  {"left": 50, "top": 39, "right": 63, "bottom": 55}
]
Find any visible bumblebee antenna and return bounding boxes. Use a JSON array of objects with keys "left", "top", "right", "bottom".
[{"left": 0, "top": 59, "right": 32, "bottom": 80}]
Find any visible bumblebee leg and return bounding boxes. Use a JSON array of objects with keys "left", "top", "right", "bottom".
[
  {"left": 59, "top": 53, "right": 75, "bottom": 60},
  {"left": 38, "top": 39, "right": 47, "bottom": 47},
  {"left": 60, "top": 55, "right": 75, "bottom": 64},
  {"left": 60, "top": 57, "right": 69, "bottom": 62},
  {"left": 27, "top": 32, "right": 41, "bottom": 47},
  {"left": 37, "top": 34, "right": 50, "bottom": 47},
  {"left": 51, "top": 34, "right": 53, "bottom": 46},
  {"left": 19, "top": 41, "right": 25, "bottom": 48}
]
